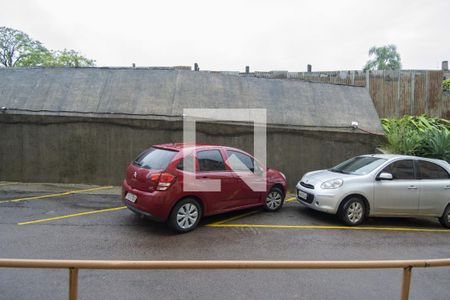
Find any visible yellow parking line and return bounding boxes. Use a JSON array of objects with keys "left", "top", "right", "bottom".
[
  {"left": 209, "top": 196, "right": 297, "bottom": 226},
  {"left": 210, "top": 210, "right": 260, "bottom": 226},
  {"left": 285, "top": 196, "right": 296, "bottom": 203},
  {"left": 207, "top": 223, "right": 450, "bottom": 233},
  {"left": 0, "top": 186, "right": 113, "bottom": 204},
  {"left": 17, "top": 206, "right": 127, "bottom": 225}
]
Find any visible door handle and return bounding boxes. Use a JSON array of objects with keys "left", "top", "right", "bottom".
[
  {"left": 445, "top": 186, "right": 450, "bottom": 190},
  {"left": 408, "top": 186, "right": 417, "bottom": 190}
]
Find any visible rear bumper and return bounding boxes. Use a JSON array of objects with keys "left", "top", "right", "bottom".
[
  {"left": 122, "top": 180, "right": 170, "bottom": 221},
  {"left": 124, "top": 201, "right": 164, "bottom": 222}
]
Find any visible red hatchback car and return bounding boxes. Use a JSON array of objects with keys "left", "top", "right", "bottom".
[{"left": 122, "top": 143, "right": 288, "bottom": 232}]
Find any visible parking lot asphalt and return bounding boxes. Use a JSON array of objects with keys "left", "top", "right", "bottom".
[{"left": 1, "top": 181, "right": 450, "bottom": 300}]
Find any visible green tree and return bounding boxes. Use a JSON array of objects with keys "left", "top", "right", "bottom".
[
  {"left": 47, "top": 49, "right": 95, "bottom": 67},
  {"left": 0, "top": 27, "right": 51, "bottom": 67},
  {"left": 0, "top": 26, "right": 95, "bottom": 67},
  {"left": 363, "top": 44, "right": 401, "bottom": 71}
]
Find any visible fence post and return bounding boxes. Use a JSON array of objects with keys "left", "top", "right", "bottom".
[
  {"left": 410, "top": 71, "right": 415, "bottom": 114},
  {"left": 396, "top": 71, "right": 401, "bottom": 117},
  {"left": 69, "top": 268, "right": 78, "bottom": 300},
  {"left": 365, "top": 71, "right": 370, "bottom": 92},
  {"left": 400, "top": 266, "right": 412, "bottom": 300},
  {"left": 424, "top": 71, "right": 429, "bottom": 114}
]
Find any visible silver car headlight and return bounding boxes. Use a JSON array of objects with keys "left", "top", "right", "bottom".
[{"left": 320, "top": 178, "right": 343, "bottom": 189}]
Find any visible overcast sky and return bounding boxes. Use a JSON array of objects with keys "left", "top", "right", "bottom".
[{"left": 1, "top": 0, "right": 449, "bottom": 71}]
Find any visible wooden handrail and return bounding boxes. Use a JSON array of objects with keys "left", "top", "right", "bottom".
[
  {"left": 1, "top": 258, "right": 450, "bottom": 269},
  {"left": 1, "top": 258, "right": 450, "bottom": 300}
]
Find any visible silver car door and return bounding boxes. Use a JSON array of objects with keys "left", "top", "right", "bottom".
[
  {"left": 417, "top": 160, "right": 450, "bottom": 216},
  {"left": 373, "top": 159, "right": 419, "bottom": 215}
]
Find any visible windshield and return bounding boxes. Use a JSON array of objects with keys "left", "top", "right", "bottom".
[
  {"left": 330, "top": 156, "right": 387, "bottom": 175},
  {"left": 133, "top": 147, "right": 177, "bottom": 170}
]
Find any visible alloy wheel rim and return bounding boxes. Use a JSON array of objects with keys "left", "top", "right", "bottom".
[
  {"left": 347, "top": 202, "right": 363, "bottom": 223},
  {"left": 176, "top": 203, "right": 198, "bottom": 229},
  {"left": 266, "top": 191, "right": 282, "bottom": 209}
]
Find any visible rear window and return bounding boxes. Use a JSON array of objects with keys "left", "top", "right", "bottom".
[
  {"left": 417, "top": 160, "right": 450, "bottom": 179},
  {"left": 133, "top": 147, "right": 177, "bottom": 170}
]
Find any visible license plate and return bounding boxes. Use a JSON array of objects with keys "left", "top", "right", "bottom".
[
  {"left": 125, "top": 192, "right": 137, "bottom": 203},
  {"left": 297, "top": 190, "right": 307, "bottom": 200}
]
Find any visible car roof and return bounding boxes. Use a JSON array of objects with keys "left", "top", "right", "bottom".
[
  {"left": 361, "top": 154, "right": 416, "bottom": 159},
  {"left": 360, "top": 153, "right": 449, "bottom": 166},
  {"left": 153, "top": 143, "right": 248, "bottom": 153}
]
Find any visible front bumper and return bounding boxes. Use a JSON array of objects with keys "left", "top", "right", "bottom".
[{"left": 296, "top": 184, "right": 340, "bottom": 214}]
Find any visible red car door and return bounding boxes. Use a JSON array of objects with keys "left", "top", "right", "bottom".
[
  {"left": 194, "top": 149, "right": 240, "bottom": 213},
  {"left": 224, "top": 149, "right": 265, "bottom": 206}
]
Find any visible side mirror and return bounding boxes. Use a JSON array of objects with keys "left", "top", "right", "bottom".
[{"left": 377, "top": 172, "right": 393, "bottom": 180}]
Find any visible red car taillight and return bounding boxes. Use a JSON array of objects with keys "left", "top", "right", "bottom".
[
  {"left": 149, "top": 172, "right": 176, "bottom": 191},
  {"left": 157, "top": 173, "right": 176, "bottom": 191}
]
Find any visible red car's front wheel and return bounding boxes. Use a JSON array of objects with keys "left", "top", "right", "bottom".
[{"left": 263, "top": 187, "right": 284, "bottom": 212}]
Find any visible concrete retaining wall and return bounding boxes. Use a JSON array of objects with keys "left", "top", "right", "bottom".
[{"left": 0, "top": 114, "right": 381, "bottom": 189}]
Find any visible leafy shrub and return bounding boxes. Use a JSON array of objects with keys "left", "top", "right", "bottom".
[
  {"left": 421, "top": 128, "right": 450, "bottom": 160},
  {"left": 443, "top": 78, "right": 450, "bottom": 92},
  {"left": 383, "top": 123, "right": 420, "bottom": 155},
  {"left": 381, "top": 115, "right": 450, "bottom": 161}
]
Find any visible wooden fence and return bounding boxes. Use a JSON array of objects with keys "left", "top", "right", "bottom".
[
  {"left": 442, "top": 92, "right": 450, "bottom": 119},
  {"left": 368, "top": 70, "right": 447, "bottom": 119},
  {"left": 245, "top": 70, "right": 449, "bottom": 119}
]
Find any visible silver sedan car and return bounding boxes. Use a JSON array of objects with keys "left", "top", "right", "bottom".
[{"left": 296, "top": 154, "right": 450, "bottom": 227}]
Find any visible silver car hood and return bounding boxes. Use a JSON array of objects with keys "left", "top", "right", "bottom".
[{"left": 302, "top": 170, "right": 353, "bottom": 186}]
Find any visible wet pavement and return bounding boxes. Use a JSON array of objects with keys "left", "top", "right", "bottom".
[{"left": 1, "top": 182, "right": 449, "bottom": 300}]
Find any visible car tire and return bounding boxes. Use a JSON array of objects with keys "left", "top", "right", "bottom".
[
  {"left": 168, "top": 198, "right": 202, "bottom": 233},
  {"left": 263, "top": 187, "right": 284, "bottom": 212},
  {"left": 339, "top": 197, "right": 366, "bottom": 226},
  {"left": 438, "top": 204, "right": 450, "bottom": 228}
]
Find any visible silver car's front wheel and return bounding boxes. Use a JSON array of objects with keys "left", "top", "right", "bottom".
[
  {"left": 340, "top": 197, "right": 366, "bottom": 226},
  {"left": 438, "top": 205, "right": 450, "bottom": 229}
]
